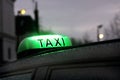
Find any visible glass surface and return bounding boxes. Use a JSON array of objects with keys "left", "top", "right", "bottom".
[
  {"left": 0, "top": 73, "right": 32, "bottom": 80},
  {"left": 50, "top": 66, "right": 120, "bottom": 80}
]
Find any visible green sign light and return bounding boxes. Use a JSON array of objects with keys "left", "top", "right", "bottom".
[{"left": 17, "top": 35, "right": 72, "bottom": 53}]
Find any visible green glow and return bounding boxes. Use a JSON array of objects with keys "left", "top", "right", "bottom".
[{"left": 17, "top": 35, "right": 72, "bottom": 53}]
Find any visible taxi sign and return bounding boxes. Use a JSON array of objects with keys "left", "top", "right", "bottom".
[{"left": 17, "top": 35, "right": 72, "bottom": 53}]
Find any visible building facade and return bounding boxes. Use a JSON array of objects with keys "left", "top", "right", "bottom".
[{"left": 0, "top": 0, "right": 17, "bottom": 64}]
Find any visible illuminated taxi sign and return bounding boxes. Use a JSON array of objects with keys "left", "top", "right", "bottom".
[{"left": 17, "top": 35, "right": 72, "bottom": 53}]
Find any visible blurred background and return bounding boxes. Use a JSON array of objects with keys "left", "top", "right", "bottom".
[{"left": 15, "top": 0, "right": 120, "bottom": 44}]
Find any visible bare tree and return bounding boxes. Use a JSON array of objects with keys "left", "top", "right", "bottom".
[
  {"left": 105, "top": 12, "right": 120, "bottom": 40},
  {"left": 82, "top": 33, "right": 92, "bottom": 44}
]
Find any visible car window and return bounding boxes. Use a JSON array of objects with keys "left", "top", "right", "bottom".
[{"left": 0, "top": 73, "right": 32, "bottom": 80}]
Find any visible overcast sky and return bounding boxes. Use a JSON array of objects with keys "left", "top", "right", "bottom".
[{"left": 14, "top": 0, "right": 120, "bottom": 41}]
